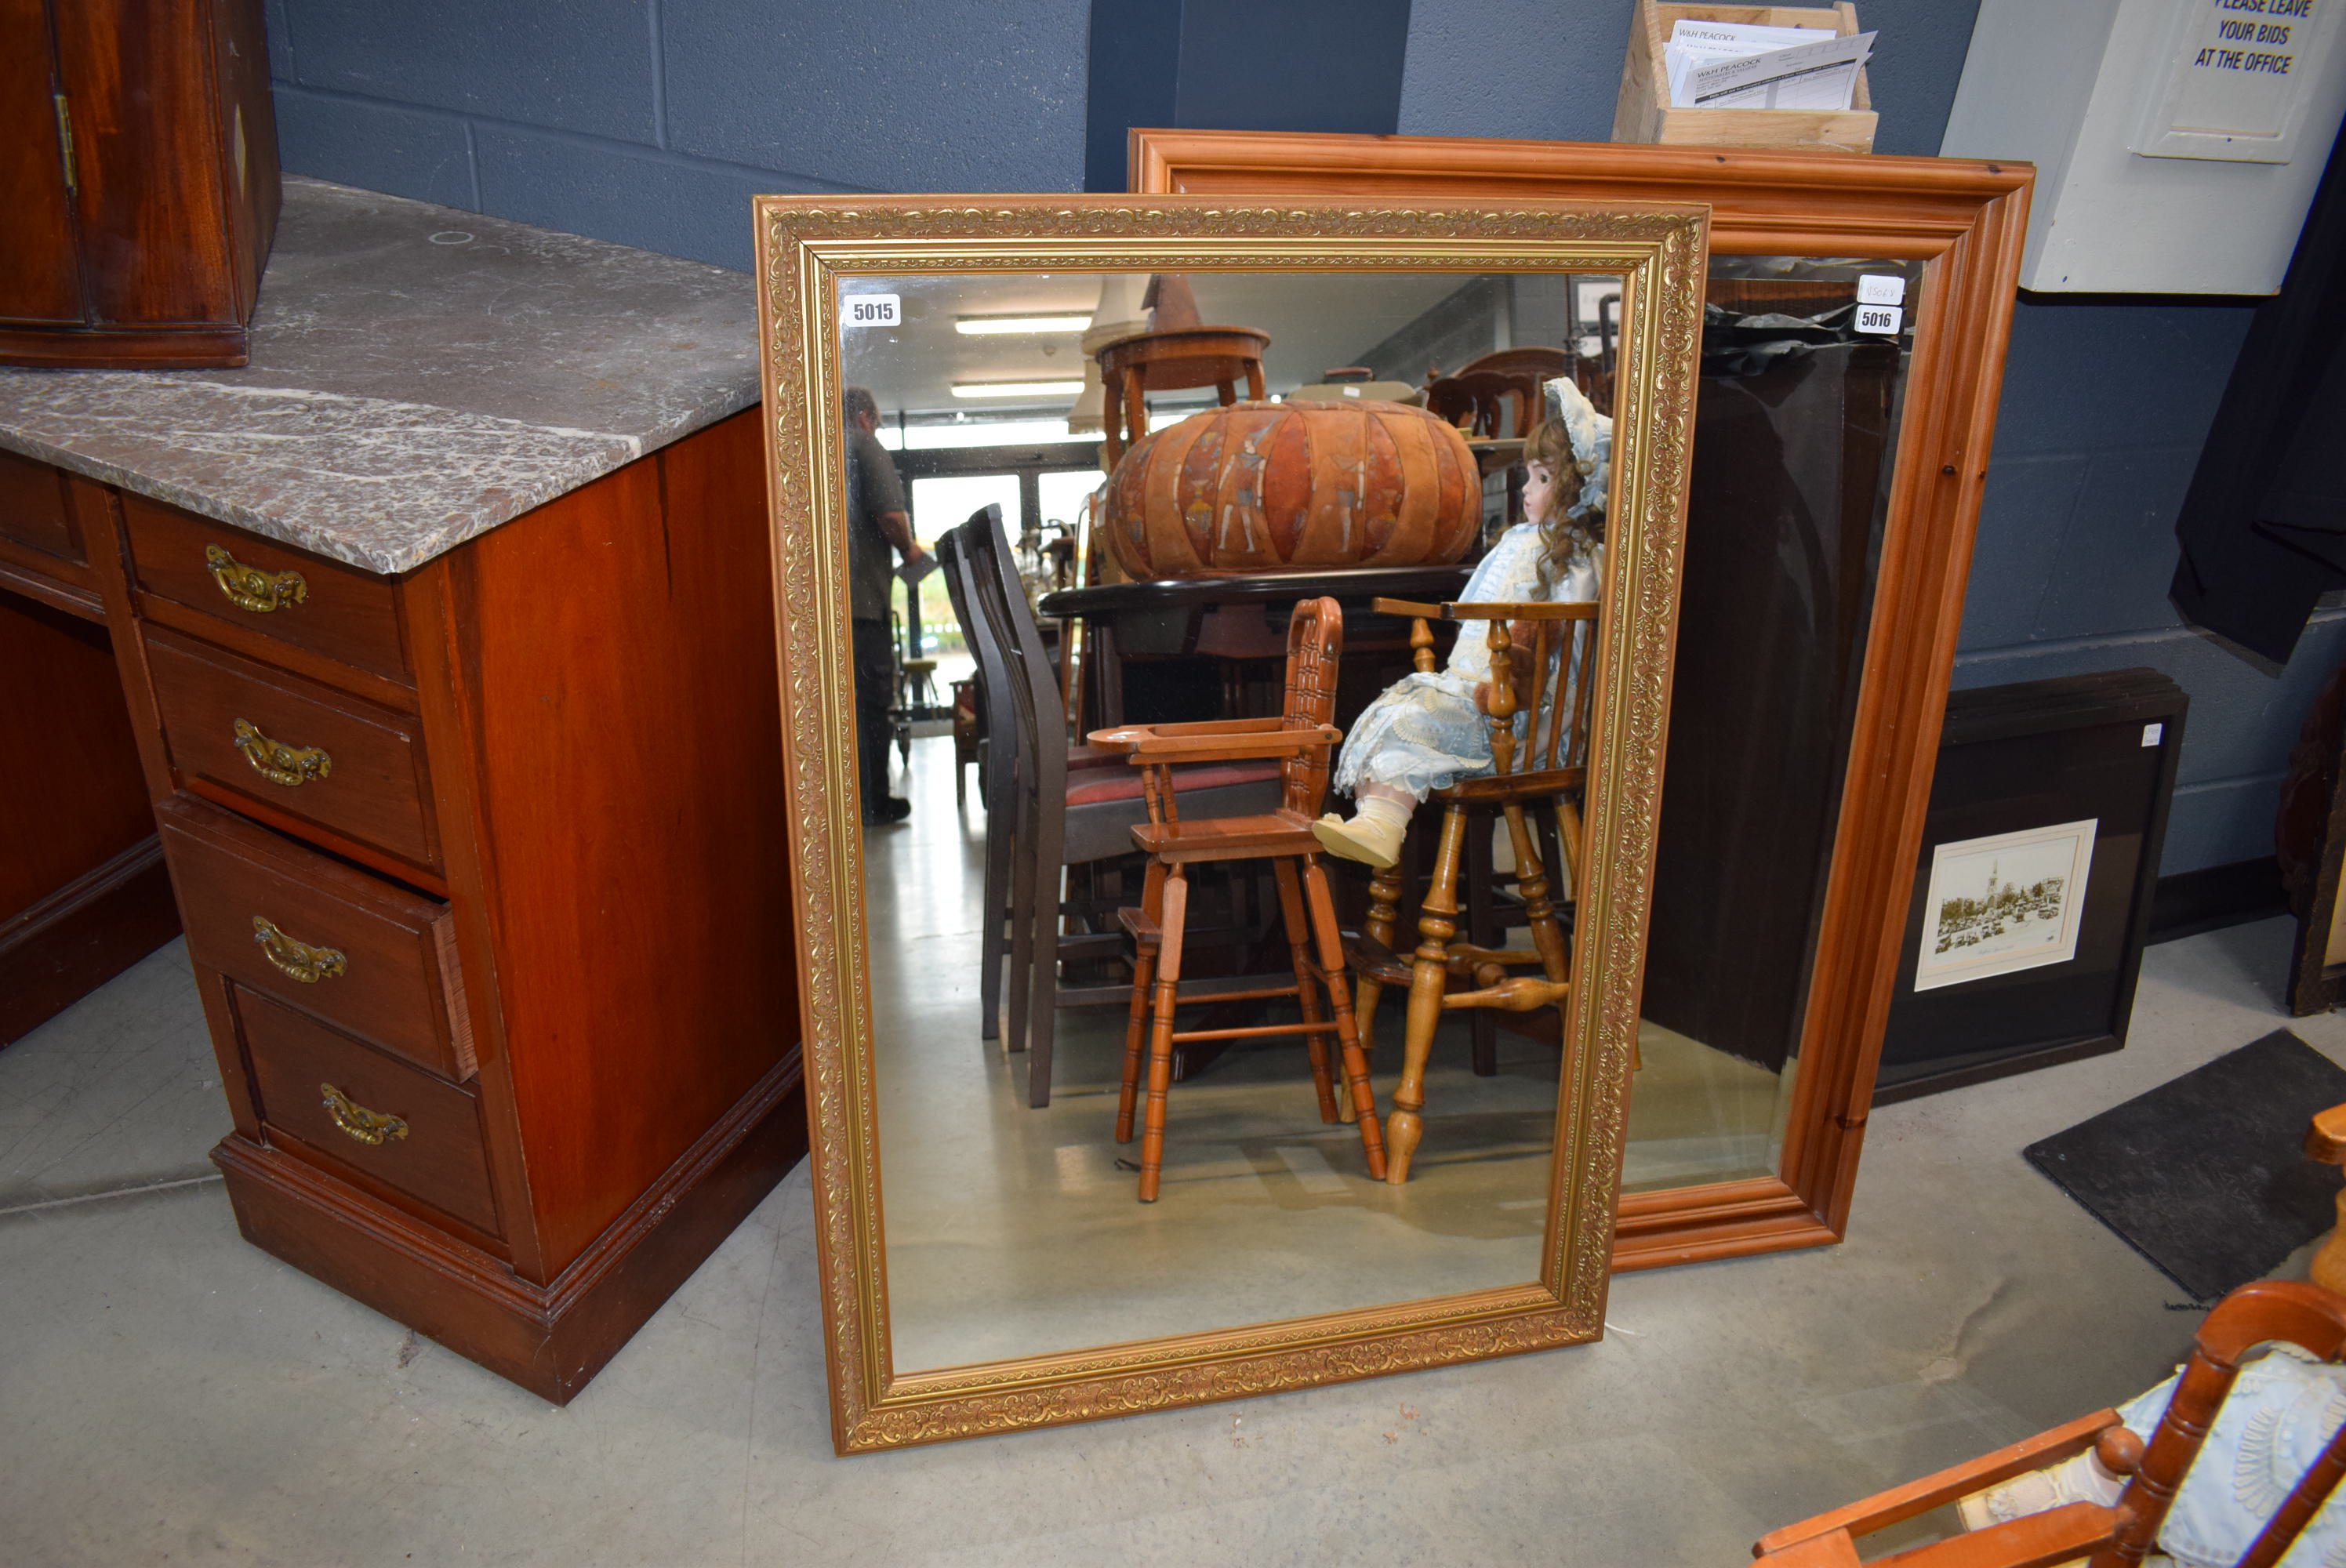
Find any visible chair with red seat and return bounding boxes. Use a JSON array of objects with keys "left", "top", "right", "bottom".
[{"left": 943, "top": 506, "right": 1280, "bottom": 1106}]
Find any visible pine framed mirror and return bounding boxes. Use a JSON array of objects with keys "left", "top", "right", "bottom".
[
  {"left": 754, "top": 195, "right": 1709, "bottom": 1450},
  {"left": 1129, "top": 130, "right": 2033, "bottom": 1272}
]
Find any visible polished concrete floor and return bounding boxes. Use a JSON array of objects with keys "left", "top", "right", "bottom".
[{"left": 8, "top": 904, "right": 2346, "bottom": 1563}]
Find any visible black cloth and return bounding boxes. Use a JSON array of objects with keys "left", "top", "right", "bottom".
[
  {"left": 845, "top": 426, "right": 909, "bottom": 626},
  {"left": 2171, "top": 125, "right": 2346, "bottom": 663},
  {"left": 852, "top": 618, "right": 896, "bottom": 813},
  {"left": 1640, "top": 322, "right": 1898, "bottom": 1073}
]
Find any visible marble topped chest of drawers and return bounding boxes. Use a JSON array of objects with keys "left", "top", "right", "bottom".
[{"left": 0, "top": 180, "right": 799, "bottom": 1401}]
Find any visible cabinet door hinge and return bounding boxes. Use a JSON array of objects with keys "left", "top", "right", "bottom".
[{"left": 53, "top": 93, "right": 76, "bottom": 193}]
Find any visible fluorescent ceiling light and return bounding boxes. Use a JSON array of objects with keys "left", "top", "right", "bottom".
[
  {"left": 954, "top": 314, "right": 1092, "bottom": 335},
  {"left": 950, "top": 379, "right": 1084, "bottom": 399}
]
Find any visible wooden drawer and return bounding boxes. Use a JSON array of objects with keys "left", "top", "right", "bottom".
[
  {"left": 145, "top": 626, "right": 439, "bottom": 870},
  {"left": 237, "top": 986, "right": 500, "bottom": 1236},
  {"left": 156, "top": 794, "right": 474, "bottom": 1081},
  {"left": 121, "top": 494, "right": 410, "bottom": 683},
  {"left": 0, "top": 448, "right": 82, "bottom": 564}
]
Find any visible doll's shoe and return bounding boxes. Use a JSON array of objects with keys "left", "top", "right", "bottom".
[{"left": 1312, "top": 812, "right": 1403, "bottom": 869}]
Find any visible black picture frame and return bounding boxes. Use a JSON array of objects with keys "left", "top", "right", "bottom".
[{"left": 1875, "top": 669, "right": 2188, "bottom": 1104}]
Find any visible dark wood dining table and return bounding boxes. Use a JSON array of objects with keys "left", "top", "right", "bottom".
[{"left": 1039, "top": 563, "right": 1474, "bottom": 731}]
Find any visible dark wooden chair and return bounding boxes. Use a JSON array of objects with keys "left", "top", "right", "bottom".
[
  {"left": 1088, "top": 597, "right": 1387, "bottom": 1201},
  {"left": 1422, "top": 347, "right": 1569, "bottom": 439},
  {"left": 1346, "top": 597, "right": 1599, "bottom": 1185},
  {"left": 942, "top": 507, "right": 1280, "bottom": 1105},
  {"left": 1752, "top": 1278, "right": 2346, "bottom": 1566},
  {"left": 949, "top": 676, "right": 979, "bottom": 807}
]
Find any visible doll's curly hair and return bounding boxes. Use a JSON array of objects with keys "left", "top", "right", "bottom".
[{"left": 1523, "top": 415, "right": 1600, "bottom": 594}]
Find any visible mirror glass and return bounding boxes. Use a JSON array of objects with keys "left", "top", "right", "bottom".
[
  {"left": 1630, "top": 254, "right": 1927, "bottom": 1192},
  {"left": 838, "top": 267, "right": 1632, "bottom": 1371}
]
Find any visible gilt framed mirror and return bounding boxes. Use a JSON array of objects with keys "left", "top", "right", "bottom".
[
  {"left": 1129, "top": 130, "right": 2033, "bottom": 1270},
  {"left": 754, "top": 195, "right": 1708, "bottom": 1450}
]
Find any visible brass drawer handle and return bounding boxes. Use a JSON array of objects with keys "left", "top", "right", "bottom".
[
  {"left": 205, "top": 545, "right": 307, "bottom": 613},
  {"left": 321, "top": 1083, "right": 407, "bottom": 1146},
  {"left": 232, "top": 717, "right": 331, "bottom": 787},
  {"left": 253, "top": 915, "right": 346, "bottom": 982}
]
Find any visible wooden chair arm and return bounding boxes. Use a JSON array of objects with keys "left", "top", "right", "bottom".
[
  {"left": 1753, "top": 1410, "right": 2126, "bottom": 1557},
  {"left": 1755, "top": 1530, "right": 1863, "bottom": 1566},
  {"left": 1868, "top": 1500, "right": 2122, "bottom": 1568},
  {"left": 1087, "top": 723, "right": 1341, "bottom": 761},
  {"left": 1088, "top": 718, "right": 1289, "bottom": 750},
  {"left": 1371, "top": 597, "right": 1448, "bottom": 620},
  {"left": 1368, "top": 597, "right": 1596, "bottom": 622},
  {"left": 1448, "top": 601, "right": 1596, "bottom": 621}
]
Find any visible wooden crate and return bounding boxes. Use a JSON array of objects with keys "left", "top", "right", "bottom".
[{"left": 1613, "top": 2, "right": 1876, "bottom": 155}]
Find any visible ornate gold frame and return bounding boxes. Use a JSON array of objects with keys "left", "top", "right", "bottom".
[{"left": 754, "top": 195, "right": 1709, "bottom": 1453}]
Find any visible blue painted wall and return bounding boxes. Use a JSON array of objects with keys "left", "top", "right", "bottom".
[
  {"left": 263, "top": 0, "right": 1091, "bottom": 270},
  {"left": 268, "top": 0, "right": 2310, "bottom": 874}
]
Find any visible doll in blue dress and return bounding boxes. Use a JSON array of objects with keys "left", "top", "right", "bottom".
[{"left": 1311, "top": 376, "right": 1611, "bottom": 869}]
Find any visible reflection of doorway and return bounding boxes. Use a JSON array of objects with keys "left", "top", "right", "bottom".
[{"left": 895, "top": 445, "right": 1103, "bottom": 693}]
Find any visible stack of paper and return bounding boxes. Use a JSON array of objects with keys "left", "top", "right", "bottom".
[{"left": 1664, "top": 19, "right": 1874, "bottom": 111}]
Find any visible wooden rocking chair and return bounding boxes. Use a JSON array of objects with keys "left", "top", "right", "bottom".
[{"left": 1752, "top": 1278, "right": 2346, "bottom": 1566}]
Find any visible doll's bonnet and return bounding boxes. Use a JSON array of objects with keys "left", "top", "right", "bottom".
[{"left": 1542, "top": 376, "right": 1611, "bottom": 524}]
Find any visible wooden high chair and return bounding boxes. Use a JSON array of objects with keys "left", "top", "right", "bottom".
[
  {"left": 1346, "top": 597, "right": 1599, "bottom": 1185},
  {"left": 1088, "top": 597, "right": 1386, "bottom": 1202}
]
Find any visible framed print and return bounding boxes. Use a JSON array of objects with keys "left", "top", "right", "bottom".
[
  {"left": 1879, "top": 670, "right": 2187, "bottom": 1102},
  {"left": 1915, "top": 818, "right": 2097, "bottom": 993}
]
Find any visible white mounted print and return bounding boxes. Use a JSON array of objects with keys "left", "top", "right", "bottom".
[{"left": 1915, "top": 819, "right": 2097, "bottom": 992}]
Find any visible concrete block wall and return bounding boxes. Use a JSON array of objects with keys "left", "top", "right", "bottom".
[
  {"left": 263, "top": 0, "right": 1091, "bottom": 270},
  {"left": 1948, "top": 298, "right": 2338, "bottom": 871},
  {"left": 267, "top": 0, "right": 2312, "bottom": 876}
]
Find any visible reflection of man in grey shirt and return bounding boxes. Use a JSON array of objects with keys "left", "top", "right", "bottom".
[{"left": 844, "top": 387, "right": 925, "bottom": 823}]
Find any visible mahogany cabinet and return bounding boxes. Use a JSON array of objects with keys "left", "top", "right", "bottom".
[
  {"left": 1, "top": 409, "right": 804, "bottom": 1401},
  {"left": 0, "top": 445, "right": 180, "bottom": 1040},
  {"left": 1, "top": 0, "right": 280, "bottom": 368}
]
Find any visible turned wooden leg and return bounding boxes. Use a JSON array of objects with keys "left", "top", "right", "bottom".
[
  {"left": 1467, "top": 818, "right": 1498, "bottom": 1077},
  {"left": 1362, "top": 860, "right": 1403, "bottom": 979},
  {"left": 1304, "top": 855, "right": 1385, "bottom": 1180},
  {"left": 1503, "top": 801, "right": 1569, "bottom": 986},
  {"left": 1504, "top": 800, "right": 1571, "bottom": 1058},
  {"left": 1138, "top": 869, "right": 1188, "bottom": 1203},
  {"left": 1273, "top": 857, "right": 1338, "bottom": 1124},
  {"left": 1119, "top": 860, "right": 1168, "bottom": 1145},
  {"left": 1121, "top": 374, "right": 1148, "bottom": 467},
  {"left": 1116, "top": 936, "right": 1156, "bottom": 1144},
  {"left": 2310, "top": 1105, "right": 2346, "bottom": 1294},
  {"left": 1387, "top": 803, "right": 1467, "bottom": 1185},
  {"left": 2316, "top": 1186, "right": 2346, "bottom": 1298},
  {"left": 1552, "top": 797, "right": 1582, "bottom": 906},
  {"left": 1346, "top": 860, "right": 1406, "bottom": 1124}
]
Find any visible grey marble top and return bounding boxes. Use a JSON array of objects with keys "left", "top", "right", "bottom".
[{"left": 0, "top": 178, "right": 761, "bottom": 575}]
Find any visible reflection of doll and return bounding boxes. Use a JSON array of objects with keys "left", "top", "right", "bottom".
[{"left": 1313, "top": 377, "right": 1611, "bottom": 869}]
